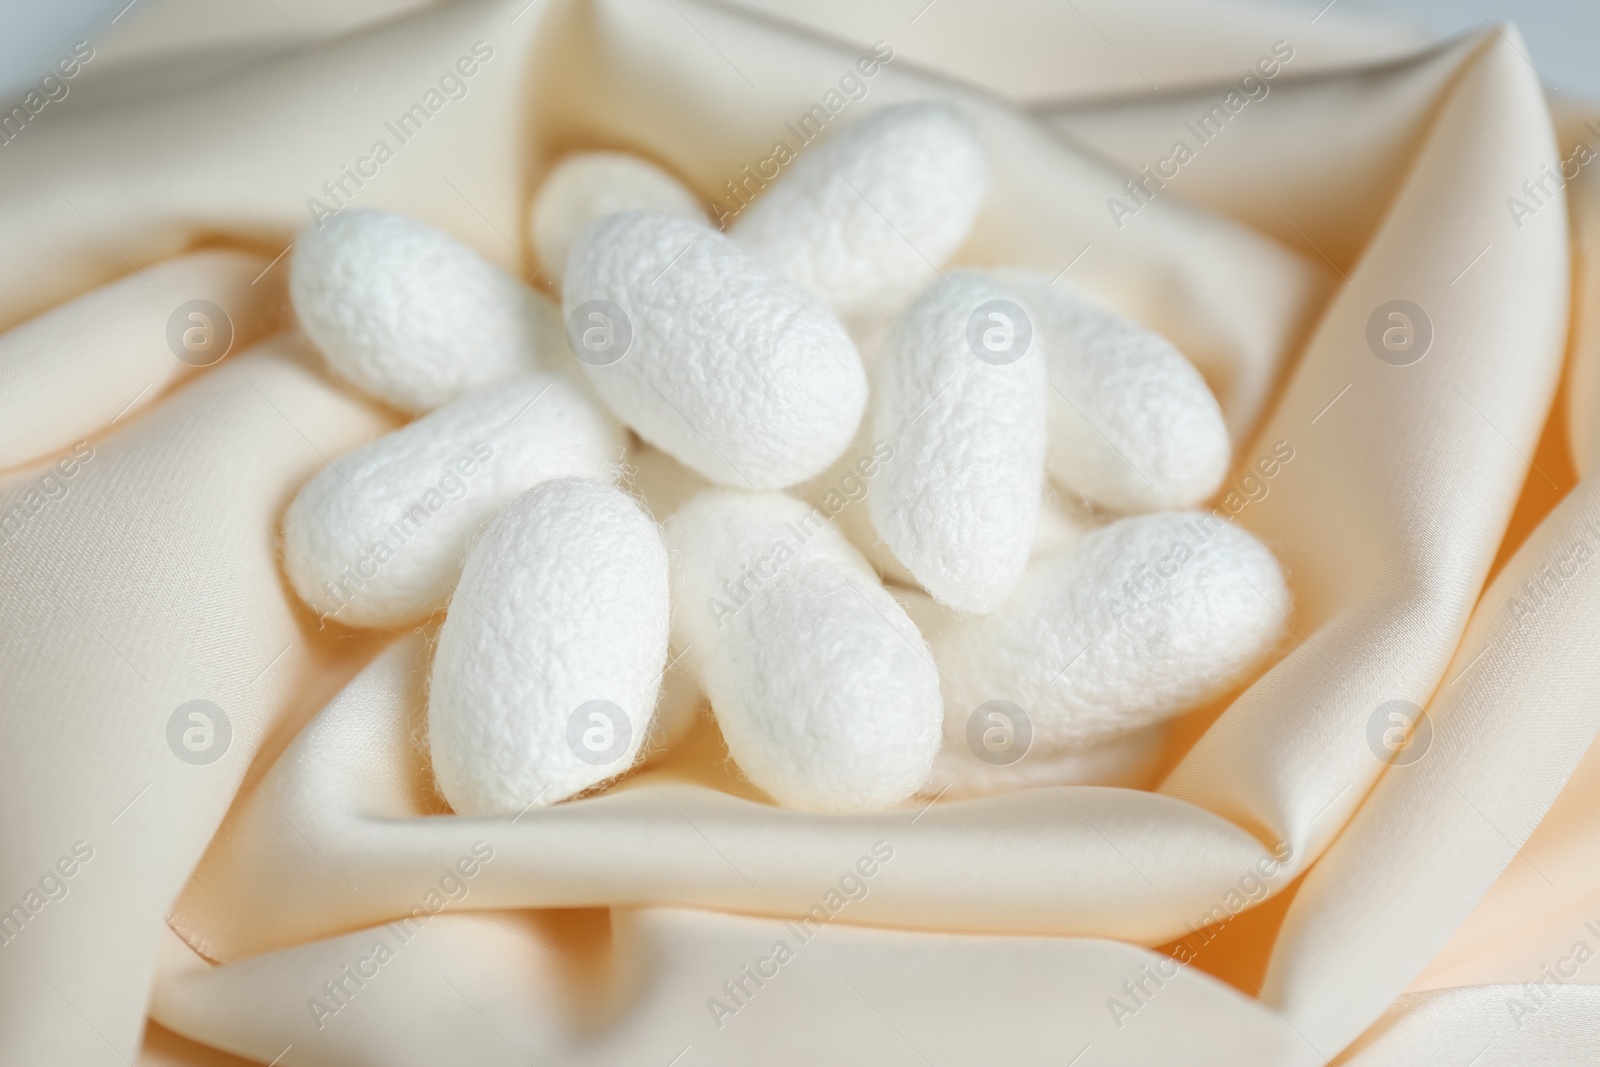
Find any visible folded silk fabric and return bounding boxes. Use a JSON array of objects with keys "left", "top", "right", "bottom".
[{"left": 1, "top": 1, "right": 1598, "bottom": 1064}]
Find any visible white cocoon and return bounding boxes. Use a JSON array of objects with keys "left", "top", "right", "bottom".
[
  {"left": 870, "top": 273, "right": 1047, "bottom": 613},
  {"left": 895, "top": 576, "right": 1162, "bottom": 798},
  {"left": 428, "top": 478, "right": 670, "bottom": 814},
  {"left": 733, "top": 102, "right": 987, "bottom": 326},
  {"left": 530, "top": 151, "right": 704, "bottom": 287},
  {"left": 667, "top": 489, "right": 943, "bottom": 811},
  {"left": 565, "top": 212, "right": 867, "bottom": 489},
  {"left": 807, "top": 436, "right": 1092, "bottom": 585},
  {"left": 1004, "top": 271, "right": 1230, "bottom": 513},
  {"left": 282, "top": 374, "right": 621, "bottom": 628},
  {"left": 291, "top": 209, "right": 559, "bottom": 413},
  {"left": 932, "top": 511, "right": 1290, "bottom": 750}
]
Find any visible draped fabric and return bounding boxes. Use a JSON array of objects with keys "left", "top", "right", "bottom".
[{"left": 1, "top": 1, "right": 1597, "bottom": 1063}]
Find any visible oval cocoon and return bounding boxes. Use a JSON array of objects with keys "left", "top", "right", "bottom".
[
  {"left": 668, "top": 489, "right": 942, "bottom": 811},
  {"left": 282, "top": 374, "right": 621, "bottom": 628},
  {"left": 428, "top": 478, "right": 670, "bottom": 813},
  {"left": 291, "top": 209, "right": 558, "bottom": 413},
  {"left": 530, "top": 151, "right": 704, "bottom": 286},
  {"left": 1004, "top": 271, "right": 1230, "bottom": 512},
  {"left": 564, "top": 212, "right": 867, "bottom": 489},
  {"left": 871, "top": 273, "right": 1046, "bottom": 612},
  {"left": 733, "top": 102, "right": 987, "bottom": 325},
  {"left": 933, "top": 511, "right": 1289, "bottom": 750}
]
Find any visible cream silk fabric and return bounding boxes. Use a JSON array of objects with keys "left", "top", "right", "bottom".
[{"left": 2, "top": 1, "right": 1599, "bottom": 1064}]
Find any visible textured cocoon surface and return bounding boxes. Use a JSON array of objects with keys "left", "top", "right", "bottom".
[
  {"left": 291, "top": 209, "right": 559, "bottom": 413},
  {"left": 894, "top": 586, "right": 1164, "bottom": 797},
  {"left": 932, "top": 511, "right": 1290, "bottom": 751},
  {"left": 530, "top": 151, "right": 704, "bottom": 287},
  {"left": 805, "top": 433, "right": 1093, "bottom": 585},
  {"left": 1004, "top": 271, "right": 1230, "bottom": 513},
  {"left": 733, "top": 102, "right": 988, "bottom": 325},
  {"left": 428, "top": 478, "right": 670, "bottom": 814},
  {"left": 870, "top": 273, "right": 1047, "bottom": 613},
  {"left": 282, "top": 374, "right": 621, "bottom": 627},
  {"left": 565, "top": 212, "right": 867, "bottom": 488},
  {"left": 667, "top": 488, "right": 942, "bottom": 811}
]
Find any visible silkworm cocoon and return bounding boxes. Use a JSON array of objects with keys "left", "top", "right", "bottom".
[
  {"left": 530, "top": 152, "right": 704, "bottom": 287},
  {"left": 667, "top": 489, "right": 942, "bottom": 811},
  {"left": 291, "top": 209, "right": 558, "bottom": 413},
  {"left": 428, "top": 478, "right": 669, "bottom": 813},
  {"left": 282, "top": 374, "right": 621, "bottom": 628},
  {"left": 893, "top": 585, "right": 1162, "bottom": 797},
  {"left": 800, "top": 431, "right": 1088, "bottom": 588},
  {"left": 931, "top": 511, "right": 1289, "bottom": 749},
  {"left": 1003, "top": 271, "right": 1229, "bottom": 512},
  {"left": 565, "top": 212, "right": 867, "bottom": 488},
  {"left": 870, "top": 273, "right": 1046, "bottom": 613},
  {"left": 733, "top": 102, "right": 987, "bottom": 325}
]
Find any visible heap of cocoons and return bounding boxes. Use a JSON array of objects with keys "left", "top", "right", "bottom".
[
  {"left": 871, "top": 273, "right": 1046, "bottom": 613},
  {"left": 276, "top": 95, "right": 1296, "bottom": 815},
  {"left": 428, "top": 478, "right": 669, "bottom": 814},
  {"left": 291, "top": 209, "right": 560, "bottom": 413},
  {"left": 1002, "top": 270, "right": 1231, "bottom": 512},
  {"left": 564, "top": 212, "right": 867, "bottom": 489},
  {"left": 281, "top": 374, "right": 620, "bottom": 628},
  {"left": 530, "top": 151, "right": 704, "bottom": 286},
  {"left": 733, "top": 102, "right": 987, "bottom": 327},
  {"left": 667, "top": 489, "right": 942, "bottom": 811},
  {"left": 930, "top": 512, "right": 1290, "bottom": 755}
]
